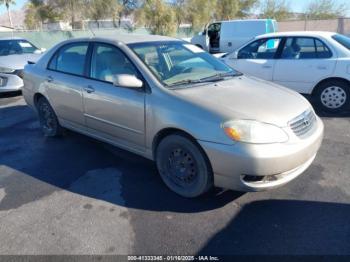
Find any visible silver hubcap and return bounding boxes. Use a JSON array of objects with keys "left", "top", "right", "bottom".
[{"left": 320, "top": 86, "right": 347, "bottom": 109}]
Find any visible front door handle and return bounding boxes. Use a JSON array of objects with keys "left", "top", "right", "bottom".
[
  {"left": 84, "top": 86, "right": 95, "bottom": 93},
  {"left": 262, "top": 65, "right": 272, "bottom": 69},
  {"left": 317, "top": 65, "right": 327, "bottom": 70}
]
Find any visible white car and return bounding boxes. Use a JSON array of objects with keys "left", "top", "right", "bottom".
[
  {"left": 222, "top": 31, "right": 350, "bottom": 113},
  {"left": 0, "top": 37, "right": 44, "bottom": 93}
]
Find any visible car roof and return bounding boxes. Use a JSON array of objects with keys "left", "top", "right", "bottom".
[
  {"left": 0, "top": 37, "right": 26, "bottom": 41},
  {"left": 256, "top": 31, "right": 337, "bottom": 39},
  {"left": 63, "top": 34, "right": 181, "bottom": 45}
]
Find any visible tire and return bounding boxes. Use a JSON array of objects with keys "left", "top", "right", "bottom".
[
  {"left": 313, "top": 80, "right": 350, "bottom": 113},
  {"left": 36, "top": 97, "right": 63, "bottom": 137},
  {"left": 156, "top": 134, "right": 213, "bottom": 198}
]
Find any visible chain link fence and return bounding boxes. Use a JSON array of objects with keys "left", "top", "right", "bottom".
[{"left": 0, "top": 18, "right": 349, "bottom": 49}]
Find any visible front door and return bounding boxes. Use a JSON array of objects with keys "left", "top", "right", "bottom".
[
  {"left": 83, "top": 43, "right": 146, "bottom": 150},
  {"left": 232, "top": 37, "right": 282, "bottom": 81}
]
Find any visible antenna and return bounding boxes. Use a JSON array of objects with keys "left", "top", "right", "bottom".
[{"left": 87, "top": 22, "right": 96, "bottom": 37}]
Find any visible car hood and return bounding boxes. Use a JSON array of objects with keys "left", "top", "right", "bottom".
[
  {"left": 0, "top": 53, "right": 42, "bottom": 70},
  {"left": 173, "top": 75, "right": 311, "bottom": 127}
]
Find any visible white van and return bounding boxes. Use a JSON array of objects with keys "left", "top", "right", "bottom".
[{"left": 191, "top": 19, "right": 278, "bottom": 53}]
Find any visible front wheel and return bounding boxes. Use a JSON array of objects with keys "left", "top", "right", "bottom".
[
  {"left": 156, "top": 134, "right": 213, "bottom": 198},
  {"left": 313, "top": 80, "right": 350, "bottom": 113}
]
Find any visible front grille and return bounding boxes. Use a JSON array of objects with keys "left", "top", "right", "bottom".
[{"left": 289, "top": 110, "right": 316, "bottom": 137}]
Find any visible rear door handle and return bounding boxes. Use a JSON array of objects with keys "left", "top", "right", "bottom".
[
  {"left": 317, "top": 65, "right": 327, "bottom": 70},
  {"left": 262, "top": 65, "right": 272, "bottom": 69},
  {"left": 46, "top": 76, "right": 54, "bottom": 82},
  {"left": 84, "top": 86, "right": 95, "bottom": 93}
]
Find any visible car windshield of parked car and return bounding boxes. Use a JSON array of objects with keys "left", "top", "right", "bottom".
[
  {"left": 332, "top": 34, "right": 350, "bottom": 50},
  {"left": 0, "top": 40, "right": 39, "bottom": 56},
  {"left": 129, "top": 41, "right": 238, "bottom": 87}
]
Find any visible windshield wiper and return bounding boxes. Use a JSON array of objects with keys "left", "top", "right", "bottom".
[
  {"left": 199, "top": 72, "right": 238, "bottom": 82},
  {"left": 168, "top": 79, "right": 203, "bottom": 87},
  {"left": 167, "top": 72, "right": 240, "bottom": 87}
]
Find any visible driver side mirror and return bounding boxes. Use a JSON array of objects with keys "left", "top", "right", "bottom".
[
  {"left": 230, "top": 51, "right": 238, "bottom": 60},
  {"left": 34, "top": 48, "right": 46, "bottom": 54},
  {"left": 113, "top": 74, "right": 143, "bottom": 89}
]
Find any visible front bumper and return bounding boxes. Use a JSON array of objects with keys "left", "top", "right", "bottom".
[
  {"left": 0, "top": 73, "right": 23, "bottom": 93},
  {"left": 198, "top": 117, "right": 324, "bottom": 192}
]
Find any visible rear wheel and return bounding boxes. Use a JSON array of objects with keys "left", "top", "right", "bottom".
[
  {"left": 36, "top": 97, "right": 63, "bottom": 137},
  {"left": 156, "top": 134, "right": 213, "bottom": 198},
  {"left": 313, "top": 80, "right": 350, "bottom": 113}
]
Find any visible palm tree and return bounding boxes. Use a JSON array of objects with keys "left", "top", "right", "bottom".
[{"left": 0, "top": 0, "right": 16, "bottom": 28}]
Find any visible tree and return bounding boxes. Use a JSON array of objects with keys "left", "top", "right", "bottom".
[
  {"left": 114, "top": 0, "right": 140, "bottom": 27},
  {"left": 0, "top": 0, "right": 15, "bottom": 28},
  {"left": 171, "top": 0, "right": 186, "bottom": 28},
  {"left": 24, "top": 0, "right": 62, "bottom": 29},
  {"left": 185, "top": 0, "right": 215, "bottom": 32},
  {"left": 86, "top": 0, "right": 119, "bottom": 27},
  {"left": 305, "top": 0, "right": 348, "bottom": 20},
  {"left": 236, "top": 0, "right": 259, "bottom": 18},
  {"left": 140, "top": 0, "right": 177, "bottom": 35},
  {"left": 24, "top": 1, "right": 40, "bottom": 29},
  {"left": 55, "top": 0, "right": 85, "bottom": 28},
  {"left": 260, "top": 0, "right": 291, "bottom": 21},
  {"left": 215, "top": 0, "right": 239, "bottom": 21}
]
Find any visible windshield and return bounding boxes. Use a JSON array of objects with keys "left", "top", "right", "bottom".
[
  {"left": 332, "top": 34, "right": 350, "bottom": 50},
  {"left": 128, "top": 41, "right": 238, "bottom": 87},
  {"left": 0, "top": 39, "right": 39, "bottom": 56}
]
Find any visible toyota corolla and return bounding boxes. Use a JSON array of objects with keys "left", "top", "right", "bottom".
[{"left": 22, "top": 35, "right": 324, "bottom": 198}]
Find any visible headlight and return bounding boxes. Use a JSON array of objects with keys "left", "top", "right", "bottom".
[
  {"left": 0, "top": 66, "right": 15, "bottom": 73},
  {"left": 223, "top": 120, "right": 289, "bottom": 144}
]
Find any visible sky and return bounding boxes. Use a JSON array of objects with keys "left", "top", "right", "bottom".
[{"left": 0, "top": 0, "right": 349, "bottom": 16}]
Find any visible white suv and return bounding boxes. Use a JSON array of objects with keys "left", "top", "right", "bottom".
[{"left": 222, "top": 31, "right": 350, "bottom": 113}]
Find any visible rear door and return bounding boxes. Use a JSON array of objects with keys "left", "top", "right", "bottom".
[
  {"left": 46, "top": 42, "right": 90, "bottom": 127},
  {"left": 273, "top": 37, "right": 336, "bottom": 94},
  {"left": 231, "top": 37, "right": 282, "bottom": 81}
]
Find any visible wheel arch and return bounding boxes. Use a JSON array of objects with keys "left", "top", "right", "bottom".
[
  {"left": 312, "top": 77, "right": 350, "bottom": 95},
  {"left": 33, "top": 92, "right": 46, "bottom": 108},
  {"left": 152, "top": 128, "right": 212, "bottom": 171}
]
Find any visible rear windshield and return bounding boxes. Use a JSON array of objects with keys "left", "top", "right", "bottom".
[{"left": 332, "top": 34, "right": 350, "bottom": 50}]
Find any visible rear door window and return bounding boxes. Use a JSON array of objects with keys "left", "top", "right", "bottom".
[
  {"left": 281, "top": 37, "right": 332, "bottom": 59},
  {"left": 49, "top": 43, "right": 89, "bottom": 76}
]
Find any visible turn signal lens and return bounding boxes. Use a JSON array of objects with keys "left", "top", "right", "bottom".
[{"left": 224, "top": 127, "right": 241, "bottom": 141}]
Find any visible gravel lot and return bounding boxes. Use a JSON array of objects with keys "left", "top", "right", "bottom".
[{"left": 0, "top": 93, "right": 350, "bottom": 256}]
